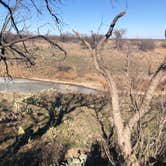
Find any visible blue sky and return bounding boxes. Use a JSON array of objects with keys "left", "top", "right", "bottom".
[
  {"left": 1, "top": 0, "right": 166, "bottom": 38},
  {"left": 58, "top": 0, "right": 166, "bottom": 39}
]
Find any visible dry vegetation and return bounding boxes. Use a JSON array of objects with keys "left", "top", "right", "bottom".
[
  {"left": 0, "top": 0, "right": 165, "bottom": 165},
  {"left": 0, "top": 35, "right": 166, "bottom": 165},
  {"left": 1, "top": 37, "right": 165, "bottom": 91},
  {"left": 0, "top": 34, "right": 166, "bottom": 165},
  {"left": 0, "top": 88, "right": 165, "bottom": 165}
]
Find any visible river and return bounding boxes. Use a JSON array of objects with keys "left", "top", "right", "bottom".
[{"left": 0, "top": 77, "right": 98, "bottom": 94}]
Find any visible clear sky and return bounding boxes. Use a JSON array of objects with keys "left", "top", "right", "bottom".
[
  {"left": 1, "top": 0, "right": 166, "bottom": 39},
  {"left": 57, "top": 0, "right": 166, "bottom": 39}
]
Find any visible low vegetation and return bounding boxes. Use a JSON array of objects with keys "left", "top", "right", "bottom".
[
  {"left": 0, "top": 1, "right": 165, "bottom": 165},
  {"left": 0, "top": 89, "right": 165, "bottom": 165},
  {"left": 138, "top": 39, "right": 155, "bottom": 51}
]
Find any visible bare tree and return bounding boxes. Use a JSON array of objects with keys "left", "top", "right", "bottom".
[
  {"left": 113, "top": 28, "right": 126, "bottom": 50},
  {"left": 0, "top": 0, "right": 66, "bottom": 78},
  {"left": 74, "top": 11, "right": 166, "bottom": 165}
]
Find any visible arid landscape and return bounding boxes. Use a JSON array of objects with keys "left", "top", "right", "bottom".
[
  {"left": 1, "top": 38, "right": 166, "bottom": 90},
  {"left": 0, "top": 37, "right": 166, "bottom": 166},
  {"left": 0, "top": 0, "right": 166, "bottom": 166}
]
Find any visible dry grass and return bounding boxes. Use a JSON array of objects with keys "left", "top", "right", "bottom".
[{"left": 1, "top": 39, "right": 166, "bottom": 91}]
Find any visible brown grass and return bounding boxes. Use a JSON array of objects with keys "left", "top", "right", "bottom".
[{"left": 1, "top": 39, "right": 166, "bottom": 90}]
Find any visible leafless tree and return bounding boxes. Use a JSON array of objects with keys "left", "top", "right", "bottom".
[
  {"left": 113, "top": 28, "right": 126, "bottom": 50},
  {"left": 0, "top": 0, "right": 66, "bottom": 78},
  {"left": 74, "top": 11, "right": 166, "bottom": 165}
]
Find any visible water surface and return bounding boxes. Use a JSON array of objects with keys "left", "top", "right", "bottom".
[{"left": 0, "top": 77, "right": 98, "bottom": 94}]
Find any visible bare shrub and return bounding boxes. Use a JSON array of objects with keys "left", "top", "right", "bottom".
[
  {"left": 113, "top": 28, "right": 126, "bottom": 50},
  {"left": 160, "top": 41, "right": 166, "bottom": 48},
  {"left": 57, "top": 65, "right": 73, "bottom": 72},
  {"left": 81, "top": 33, "right": 104, "bottom": 49},
  {"left": 56, "top": 71, "right": 77, "bottom": 80},
  {"left": 56, "top": 65, "right": 77, "bottom": 80},
  {"left": 84, "top": 73, "right": 107, "bottom": 88},
  {"left": 43, "top": 33, "right": 79, "bottom": 43},
  {"left": 59, "top": 32, "right": 78, "bottom": 43},
  {"left": 138, "top": 39, "right": 155, "bottom": 51}
]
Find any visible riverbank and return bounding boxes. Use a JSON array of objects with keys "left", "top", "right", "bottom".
[
  {"left": 0, "top": 77, "right": 101, "bottom": 94},
  {"left": 14, "top": 76, "right": 104, "bottom": 91},
  {"left": 0, "top": 76, "right": 166, "bottom": 97}
]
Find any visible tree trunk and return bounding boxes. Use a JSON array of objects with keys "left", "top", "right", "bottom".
[{"left": 104, "top": 70, "right": 140, "bottom": 166}]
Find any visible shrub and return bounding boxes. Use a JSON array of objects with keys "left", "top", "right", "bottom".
[
  {"left": 138, "top": 39, "right": 155, "bottom": 51},
  {"left": 160, "top": 42, "right": 166, "bottom": 48},
  {"left": 59, "top": 32, "right": 78, "bottom": 43},
  {"left": 113, "top": 28, "right": 126, "bottom": 50},
  {"left": 57, "top": 65, "right": 72, "bottom": 72},
  {"left": 81, "top": 33, "right": 104, "bottom": 49}
]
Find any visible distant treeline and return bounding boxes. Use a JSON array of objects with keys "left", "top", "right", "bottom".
[
  {"left": 2, "top": 32, "right": 105, "bottom": 49},
  {"left": 3, "top": 32, "right": 164, "bottom": 43},
  {"left": 2, "top": 32, "right": 104, "bottom": 43}
]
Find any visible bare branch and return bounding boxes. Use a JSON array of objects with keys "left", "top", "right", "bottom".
[
  {"left": 72, "top": 30, "right": 94, "bottom": 57},
  {"left": 44, "top": 0, "right": 61, "bottom": 24},
  {"left": 105, "top": 11, "right": 126, "bottom": 39},
  {"left": 0, "top": 0, "right": 32, "bottom": 56},
  {"left": 7, "top": 44, "right": 35, "bottom": 66},
  {"left": 1, "top": 35, "right": 67, "bottom": 56},
  {"left": 128, "top": 57, "right": 166, "bottom": 129},
  {"left": 0, "top": 0, "right": 22, "bottom": 36},
  {"left": 97, "top": 11, "right": 126, "bottom": 52},
  {"left": 74, "top": 11, "right": 141, "bottom": 164},
  {"left": 0, "top": 0, "right": 65, "bottom": 77},
  {"left": 30, "top": 0, "right": 42, "bottom": 14},
  {"left": 0, "top": 51, "right": 12, "bottom": 78}
]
